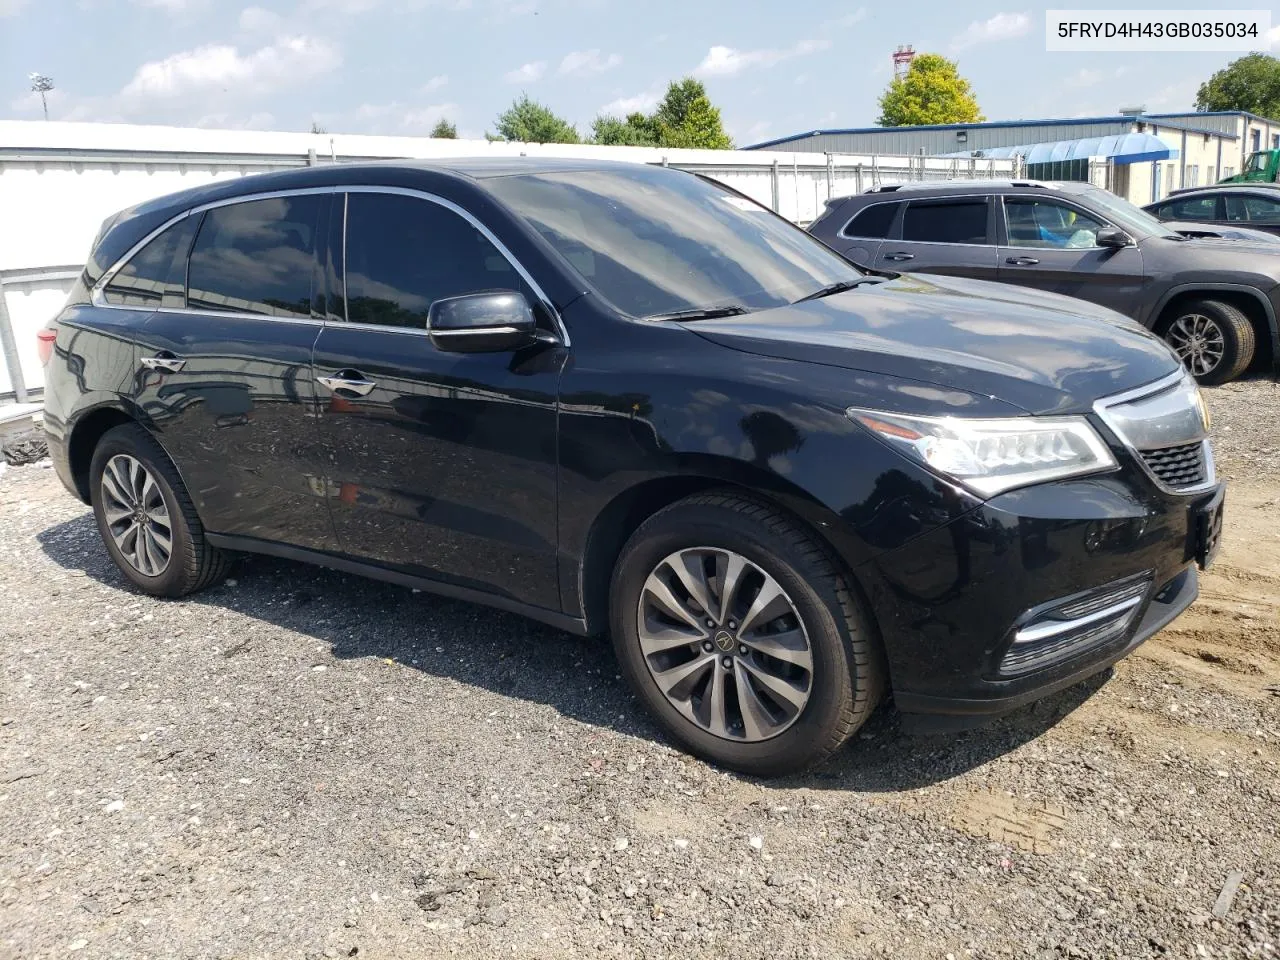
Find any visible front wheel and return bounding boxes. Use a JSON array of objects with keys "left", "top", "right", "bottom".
[
  {"left": 1161, "top": 299, "right": 1255, "bottom": 385},
  {"left": 609, "top": 492, "right": 884, "bottom": 777}
]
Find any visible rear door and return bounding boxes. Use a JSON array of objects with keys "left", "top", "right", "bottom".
[
  {"left": 871, "top": 196, "right": 1000, "bottom": 280},
  {"left": 310, "top": 189, "right": 565, "bottom": 611},
  {"left": 131, "top": 191, "right": 338, "bottom": 551},
  {"left": 996, "top": 195, "right": 1147, "bottom": 317}
]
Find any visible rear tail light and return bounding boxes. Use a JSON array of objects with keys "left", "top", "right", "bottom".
[{"left": 37, "top": 327, "right": 57, "bottom": 366}]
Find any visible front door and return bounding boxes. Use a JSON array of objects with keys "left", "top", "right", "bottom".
[
  {"left": 311, "top": 190, "right": 566, "bottom": 611},
  {"left": 131, "top": 192, "right": 337, "bottom": 551},
  {"left": 871, "top": 196, "right": 1000, "bottom": 281},
  {"left": 996, "top": 196, "right": 1147, "bottom": 317}
]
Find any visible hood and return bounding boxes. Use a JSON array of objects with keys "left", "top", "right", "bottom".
[
  {"left": 685, "top": 273, "right": 1181, "bottom": 416},
  {"left": 1160, "top": 220, "right": 1280, "bottom": 244}
]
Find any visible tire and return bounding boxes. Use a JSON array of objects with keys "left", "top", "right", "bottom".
[
  {"left": 1161, "top": 298, "right": 1256, "bottom": 386},
  {"left": 89, "top": 422, "right": 230, "bottom": 598},
  {"left": 609, "top": 491, "right": 884, "bottom": 777}
]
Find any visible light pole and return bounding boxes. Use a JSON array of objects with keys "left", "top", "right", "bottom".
[{"left": 29, "top": 73, "right": 54, "bottom": 121}]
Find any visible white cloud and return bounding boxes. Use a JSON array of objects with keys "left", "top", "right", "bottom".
[
  {"left": 120, "top": 36, "right": 341, "bottom": 103},
  {"left": 503, "top": 60, "right": 546, "bottom": 83},
  {"left": 744, "top": 120, "right": 771, "bottom": 141},
  {"left": 693, "top": 39, "right": 829, "bottom": 78},
  {"left": 949, "top": 12, "right": 1031, "bottom": 52},
  {"left": 133, "top": 0, "right": 198, "bottom": 9},
  {"left": 1064, "top": 66, "right": 1127, "bottom": 89},
  {"left": 558, "top": 49, "right": 622, "bottom": 76},
  {"left": 0, "top": 0, "right": 30, "bottom": 15},
  {"left": 421, "top": 74, "right": 448, "bottom": 94},
  {"left": 238, "top": 5, "right": 282, "bottom": 31},
  {"left": 1267, "top": 24, "right": 1280, "bottom": 49},
  {"left": 195, "top": 111, "right": 277, "bottom": 129},
  {"left": 598, "top": 89, "right": 660, "bottom": 116}
]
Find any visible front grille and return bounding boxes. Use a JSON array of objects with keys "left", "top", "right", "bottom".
[{"left": 1140, "top": 441, "right": 1208, "bottom": 490}]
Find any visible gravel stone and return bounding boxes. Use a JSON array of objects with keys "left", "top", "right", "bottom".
[{"left": 0, "top": 375, "right": 1277, "bottom": 959}]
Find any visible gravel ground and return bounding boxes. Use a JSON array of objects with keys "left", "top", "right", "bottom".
[{"left": 1, "top": 377, "right": 1278, "bottom": 960}]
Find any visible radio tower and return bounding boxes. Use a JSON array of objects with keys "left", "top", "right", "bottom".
[{"left": 892, "top": 45, "right": 915, "bottom": 79}]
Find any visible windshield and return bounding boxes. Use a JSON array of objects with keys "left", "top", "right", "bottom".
[
  {"left": 1246, "top": 152, "right": 1267, "bottom": 173},
  {"left": 1080, "top": 185, "right": 1180, "bottom": 239},
  {"left": 484, "top": 167, "right": 862, "bottom": 319}
]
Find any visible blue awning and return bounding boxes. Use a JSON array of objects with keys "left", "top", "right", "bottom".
[{"left": 940, "top": 132, "right": 1177, "bottom": 165}]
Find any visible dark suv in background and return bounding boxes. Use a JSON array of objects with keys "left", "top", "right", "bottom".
[
  {"left": 809, "top": 180, "right": 1280, "bottom": 384},
  {"left": 43, "top": 160, "right": 1222, "bottom": 776}
]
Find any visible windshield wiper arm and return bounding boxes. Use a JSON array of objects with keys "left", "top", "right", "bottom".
[
  {"left": 645, "top": 304, "right": 751, "bottom": 322},
  {"left": 794, "top": 276, "right": 885, "bottom": 303}
]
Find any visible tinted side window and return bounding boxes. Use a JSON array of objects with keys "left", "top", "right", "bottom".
[
  {"left": 842, "top": 202, "right": 899, "bottom": 238},
  {"left": 104, "top": 217, "right": 198, "bottom": 307},
  {"left": 1168, "top": 195, "right": 1220, "bottom": 220},
  {"left": 902, "top": 200, "right": 988, "bottom": 244},
  {"left": 1226, "top": 193, "right": 1280, "bottom": 223},
  {"left": 343, "top": 193, "right": 522, "bottom": 329},
  {"left": 187, "top": 195, "right": 322, "bottom": 317},
  {"left": 1005, "top": 199, "right": 1106, "bottom": 249}
]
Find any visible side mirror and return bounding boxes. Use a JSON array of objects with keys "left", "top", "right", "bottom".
[
  {"left": 1096, "top": 227, "right": 1133, "bottom": 248},
  {"left": 428, "top": 290, "right": 538, "bottom": 353}
]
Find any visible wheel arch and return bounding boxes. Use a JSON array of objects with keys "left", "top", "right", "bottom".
[
  {"left": 1151, "top": 284, "right": 1278, "bottom": 371},
  {"left": 573, "top": 468, "right": 872, "bottom": 638},
  {"left": 66, "top": 402, "right": 179, "bottom": 505}
]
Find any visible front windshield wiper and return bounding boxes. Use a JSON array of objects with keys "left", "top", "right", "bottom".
[
  {"left": 645, "top": 304, "right": 751, "bottom": 322},
  {"left": 793, "top": 276, "right": 885, "bottom": 303}
]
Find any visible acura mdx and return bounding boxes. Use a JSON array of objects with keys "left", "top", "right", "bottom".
[{"left": 42, "top": 159, "right": 1224, "bottom": 775}]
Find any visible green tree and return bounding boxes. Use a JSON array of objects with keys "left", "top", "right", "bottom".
[
  {"left": 651, "top": 77, "right": 733, "bottom": 149},
  {"left": 1196, "top": 53, "right": 1280, "bottom": 119},
  {"left": 877, "top": 53, "right": 984, "bottom": 126},
  {"left": 493, "top": 94, "right": 580, "bottom": 144},
  {"left": 590, "top": 112, "right": 657, "bottom": 146},
  {"left": 429, "top": 118, "right": 458, "bottom": 139}
]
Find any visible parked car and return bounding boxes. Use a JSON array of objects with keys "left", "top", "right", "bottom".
[
  {"left": 42, "top": 160, "right": 1223, "bottom": 776},
  {"left": 1144, "top": 184, "right": 1280, "bottom": 238},
  {"left": 808, "top": 179, "right": 1280, "bottom": 384}
]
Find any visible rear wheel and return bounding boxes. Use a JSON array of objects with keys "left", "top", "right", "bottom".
[
  {"left": 1161, "top": 298, "right": 1255, "bottom": 385},
  {"left": 89, "top": 423, "right": 230, "bottom": 597},
  {"left": 609, "top": 492, "right": 884, "bottom": 777}
]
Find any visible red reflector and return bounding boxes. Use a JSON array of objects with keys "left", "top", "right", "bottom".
[{"left": 37, "top": 328, "right": 57, "bottom": 366}]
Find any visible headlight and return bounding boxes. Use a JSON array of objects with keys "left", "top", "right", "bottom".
[{"left": 847, "top": 408, "right": 1117, "bottom": 497}]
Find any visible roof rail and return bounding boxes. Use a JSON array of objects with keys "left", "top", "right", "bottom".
[{"left": 863, "top": 178, "right": 1050, "bottom": 194}]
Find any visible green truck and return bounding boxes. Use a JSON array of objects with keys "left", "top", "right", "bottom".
[{"left": 1222, "top": 150, "right": 1280, "bottom": 183}]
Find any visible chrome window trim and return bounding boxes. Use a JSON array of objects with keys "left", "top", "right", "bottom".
[
  {"left": 89, "top": 183, "right": 570, "bottom": 347},
  {"left": 1093, "top": 370, "right": 1217, "bottom": 496}
]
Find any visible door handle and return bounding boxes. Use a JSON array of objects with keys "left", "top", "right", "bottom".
[
  {"left": 318, "top": 373, "right": 377, "bottom": 397},
  {"left": 883, "top": 252, "right": 915, "bottom": 261},
  {"left": 140, "top": 353, "right": 185, "bottom": 374},
  {"left": 1005, "top": 256, "right": 1040, "bottom": 266}
]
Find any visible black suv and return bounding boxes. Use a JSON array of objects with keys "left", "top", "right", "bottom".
[
  {"left": 809, "top": 179, "right": 1280, "bottom": 384},
  {"left": 42, "top": 160, "right": 1222, "bottom": 776}
]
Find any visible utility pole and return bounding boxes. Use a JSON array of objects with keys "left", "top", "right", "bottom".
[{"left": 29, "top": 73, "right": 54, "bottom": 120}]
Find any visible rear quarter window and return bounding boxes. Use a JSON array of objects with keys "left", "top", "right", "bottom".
[
  {"left": 841, "top": 202, "right": 900, "bottom": 239},
  {"left": 103, "top": 217, "right": 198, "bottom": 307}
]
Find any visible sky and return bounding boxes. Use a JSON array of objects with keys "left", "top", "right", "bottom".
[{"left": 0, "top": 0, "right": 1276, "bottom": 144}]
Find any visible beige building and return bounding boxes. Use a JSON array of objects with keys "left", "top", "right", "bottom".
[{"left": 748, "top": 110, "right": 1279, "bottom": 206}]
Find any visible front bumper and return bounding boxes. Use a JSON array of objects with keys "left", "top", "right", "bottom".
[{"left": 856, "top": 470, "right": 1221, "bottom": 728}]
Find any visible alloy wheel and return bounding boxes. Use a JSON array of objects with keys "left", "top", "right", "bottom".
[
  {"left": 1166, "top": 313, "right": 1226, "bottom": 377},
  {"left": 100, "top": 454, "right": 173, "bottom": 577},
  {"left": 636, "top": 547, "right": 813, "bottom": 742}
]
